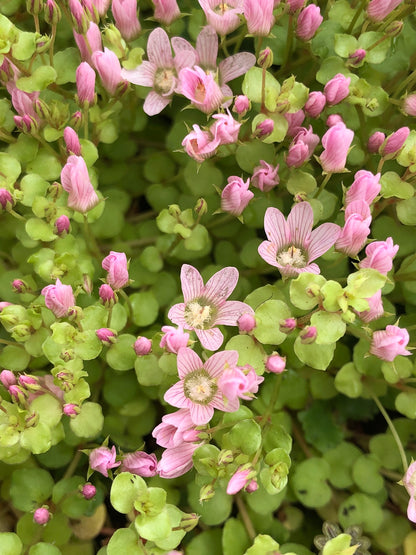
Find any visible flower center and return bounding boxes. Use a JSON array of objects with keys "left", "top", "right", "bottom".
[
  {"left": 184, "top": 300, "right": 213, "bottom": 329},
  {"left": 154, "top": 68, "right": 176, "bottom": 95},
  {"left": 194, "top": 81, "right": 206, "bottom": 103},
  {"left": 184, "top": 369, "right": 217, "bottom": 404},
  {"left": 214, "top": 2, "right": 231, "bottom": 14},
  {"left": 276, "top": 245, "right": 306, "bottom": 268}
]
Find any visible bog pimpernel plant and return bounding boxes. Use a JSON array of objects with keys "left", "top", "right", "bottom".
[{"left": 1, "top": 0, "right": 416, "bottom": 553}]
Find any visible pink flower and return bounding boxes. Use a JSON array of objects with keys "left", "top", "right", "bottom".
[
  {"left": 182, "top": 125, "right": 220, "bottom": 162},
  {"left": 152, "top": 0, "right": 180, "bottom": 25},
  {"left": 403, "top": 461, "right": 416, "bottom": 523},
  {"left": 266, "top": 354, "right": 286, "bottom": 373},
  {"left": 381, "top": 127, "right": 410, "bottom": 156},
  {"left": 89, "top": 445, "right": 121, "bottom": 476},
  {"left": 164, "top": 348, "right": 240, "bottom": 424},
  {"left": 217, "top": 364, "right": 263, "bottom": 401},
  {"left": 359, "top": 237, "right": 399, "bottom": 275},
  {"left": 134, "top": 336, "right": 152, "bottom": 355},
  {"left": 82, "top": 483, "right": 97, "bottom": 499},
  {"left": 76, "top": 62, "right": 96, "bottom": 105},
  {"left": 221, "top": 176, "right": 254, "bottom": 216},
  {"left": 0, "top": 189, "right": 13, "bottom": 209},
  {"left": 0, "top": 369, "right": 17, "bottom": 388},
  {"left": 286, "top": 126, "right": 319, "bottom": 168},
  {"left": 243, "top": 0, "right": 275, "bottom": 36},
  {"left": 112, "top": 0, "right": 141, "bottom": 41},
  {"left": 367, "top": 0, "right": 403, "bottom": 21},
  {"left": 367, "top": 131, "right": 385, "bottom": 153},
  {"left": 99, "top": 284, "right": 115, "bottom": 305},
  {"left": 404, "top": 94, "right": 416, "bottom": 117},
  {"left": 234, "top": 95, "right": 250, "bottom": 115},
  {"left": 63, "top": 403, "right": 80, "bottom": 416},
  {"left": 284, "top": 109, "right": 305, "bottom": 137},
  {"left": 152, "top": 408, "right": 198, "bottom": 448},
  {"left": 259, "top": 202, "right": 340, "bottom": 278},
  {"left": 102, "top": 251, "right": 129, "bottom": 289},
  {"left": 158, "top": 442, "right": 200, "bottom": 478},
  {"left": 335, "top": 201, "right": 371, "bottom": 257},
  {"left": 319, "top": 122, "right": 354, "bottom": 173},
  {"left": 348, "top": 49, "right": 366, "bottom": 66},
  {"left": 227, "top": 468, "right": 252, "bottom": 495},
  {"left": 160, "top": 325, "right": 190, "bottom": 353},
  {"left": 198, "top": 0, "right": 243, "bottom": 35},
  {"left": 10, "top": 86, "right": 39, "bottom": 119},
  {"left": 287, "top": 0, "right": 305, "bottom": 13},
  {"left": 42, "top": 279, "right": 75, "bottom": 318},
  {"left": 304, "top": 91, "right": 326, "bottom": 118},
  {"left": 121, "top": 27, "right": 195, "bottom": 116},
  {"left": 92, "top": 48, "right": 125, "bottom": 95},
  {"left": 255, "top": 118, "right": 274, "bottom": 138},
  {"left": 92, "top": 0, "right": 110, "bottom": 15},
  {"left": 357, "top": 289, "right": 384, "bottom": 323},
  {"left": 60, "top": 155, "right": 99, "bottom": 213},
  {"left": 96, "top": 328, "right": 117, "bottom": 344},
  {"left": 251, "top": 160, "right": 279, "bottom": 192},
  {"left": 280, "top": 318, "right": 297, "bottom": 333},
  {"left": 33, "top": 508, "right": 50, "bottom": 525},
  {"left": 237, "top": 313, "right": 256, "bottom": 332},
  {"left": 324, "top": 73, "right": 351, "bottom": 105},
  {"left": 55, "top": 215, "right": 70, "bottom": 236},
  {"left": 121, "top": 451, "right": 158, "bottom": 477},
  {"left": 296, "top": 5, "right": 323, "bottom": 41},
  {"left": 370, "top": 325, "right": 411, "bottom": 362},
  {"left": 64, "top": 127, "right": 81, "bottom": 155},
  {"left": 327, "top": 115, "right": 343, "bottom": 127},
  {"left": 345, "top": 170, "right": 381, "bottom": 207},
  {"left": 179, "top": 66, "right": 223, "bottom": 114},
  {"left": 210, "top": 112, "right": 241, "bottom": 145},
  {"left": 168, "top": 264, "right": 254, "bottom": 351},
  {"left": 74, "top": 22, "right": 102, "bottom": 65},
  {"left": 300, "top": 325, "right": 317, "bottom": 344}
]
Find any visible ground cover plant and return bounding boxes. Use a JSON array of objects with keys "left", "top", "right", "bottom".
[{"left": 1, "top": 0, "right": 416, "bottom": 553}]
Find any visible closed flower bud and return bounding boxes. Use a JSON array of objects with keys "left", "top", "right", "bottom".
[
  {"left": 63, "top": 403, "right": 80, "bottom": 416},
  {"left": 96, "top": 327, "right": 117, "bottom": 345},
  {"left": 102, "top": 251, "right": 129, "bottom": 289},
  {"left": 279, "top": 317, "right": 297, "bottom": 333},
  {"left": 92, "top": 48, "right": 125, "bottom": 96},
  {"left": 12, "top": 279, "right": 27, "bottom": 294},
  {"left": 257, "top": 47, "right": 273, "bottom": 69},
  {"left": 296, "top": 5, "right": 323, "bottom": 41},
  {"left": 238, "top": 313, "right": 256, "bottom": 332},
  {"left": 221, "top": 176, "right": 254, "bottom": 216},
  {"left": 26, "top": 0, "right": 42, "bottom": 15},
  {"left": 102, "top": 24, "right": 127, "bottom": 59},
  {"left": 14, "top": 114, "right": 38, "bottom": 134},
  {"left": 81, "top": 483, "right": 96, "bottom": 499},
  {"left": 99, "top": 284, "right": 116, "bottom": 305},
  {"left": 381, "top": 127, "right": 410, "bottom": 156},
  {"left": 76, "top": 62, "right": 96, "bottom": 106},
  {"left": 244, "top": 0, "right": 275, "bottom": 36},
  {"left": 69, "top": 110, "right": 83, "bottom": 130},
  {"left": 319, "top": 122, "right": 354, "bottom": 173},
  {"left": 199, "top": 484, "right": 215, "bottom": 502},
  {"left": 194, "top": 198, "right": 208, "bottom": 216},
  {"left": 179, "top": 513, "right": 199, "bottom": 532},
  {"left": 403, "top": 94, "right": 416, "bottom": 117},
  {"left": 121, "top": 451, "right": 158, "bottom": 477},
  {"left": 63, "top": 127, "right": 81, "bottom": 156},
  {"left": 153, "top": 0, "right": 180, "bottom": 25},
  {"left": 324, "top": 73, "right": 351, "bottom": 106},
  {"left": 89, "top": 445, "right": 121, "bottom": 476},
  {"left": 304, "top": 91, "right": 326, "bottom": 118},
  {"left": 326, "top": 114, "right": 344, "bottom": 127},
  {"left": 233, "top": 95, "right": 250, "bottom": 116},
  {"left": 54, "top": 215, "right": 71, "bottom": 236},
  {"left": 287, "top": 0, "right": 305, "bottom": 13},
  {"left": 9, "top": 385, "right": 27, "bottom": 404},
  {"left": 0, "top": 189, "right": 13, "bottom": 210},
  {"left": 61, "top": 155, "right": 99, "bottom": 213},
  {"left": 134, "top": 336, "right": 152, "bottom": 355},
  {"left": 386, "top": 20, "right": 403, "bottom": 37},
  {"left": 347, "top": 48, "right": 366, "bottom": 67},
  {"left": 160, "top": 326, "right": 189, "bottom": 353},
  {"left": 18, "top": 374, "right": 39, "bottom": 390},
  {"left": 251, "top": 161, "right": 279, "bottom": 192},
  {"left": 218, "top": 449, "right": 234, "bottom": 465},
  {"left": 33, "top": 508, "right": 50, "bottom": 525},
  {"left": 367, "top": 131, "right": 385, "bottom": 153},
  {"left": 41, "top": 279, "right": 75, "bottom": 318},
  {"left": 266, "top": 353, "right": 286, "bottom": 373},
  {"left": 0, "top": 369, "right": 17, "bottom": 388},
  {"left": 44, "top": 0, "right": 62, "bottom": 25},
  {"left": 112, "top": 0, "right": 141, "bottom": 41},
  {"left": 255, "top": 118, "right": 274, "bottom": 138},
  {"left": 300, "top": 325, "right": 317, "bottom": 344}
]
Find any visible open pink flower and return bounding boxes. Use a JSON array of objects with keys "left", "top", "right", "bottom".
[
  {"left": 370, "top": 325, "right": 411, "bottom": 362},
  {"left": 182, "top": 124, "right": 220, "bottom": 162},
  {"left": 179, "top": 65, "right": 223, "bottom": 113},
  {"left": 335, "top": 200, "right": 372, "bottom": 257},
  {"left": 164, "top": 347, "right": 240, "bottom": 424},
  {"left": 359, "top": 237, "right": 399, "bottom": 275},
  {"left": 198, "top": 0, "right": 243, "bottom": 35},
  {"left": 168, "top": 264, "right": 254, "bottom": 350},
  {"left": 258, "top": 202, "right": 340, "bottom": 278},
  {"left": 121, "top": 27, "right": 195, "bottom": 115},
  {"left": 152, "top": 408, "right": 198, "bottom": 448}
]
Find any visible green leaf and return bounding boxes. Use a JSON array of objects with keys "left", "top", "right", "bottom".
[
  {"left": 242, "top": 67, "right": 281, "bottom": 111},
  {"left": 397, "top": 197, "right": 416, "bottom": 226},
  {"left": 225, "top": 335, "right": 265, "bottom": 375},
  {"left": 334, "top": 34, "right": 358, "bottom": 58},
  {"left": 188, "top": 482, "right": 232, "bottom": 526},
  {"left": 346, "top": 268, "right": 386, "bottom": 299},
  {"left": 134, "top": 507, "right": 171, "bottom": 542},
  {"left": 395, "top": 391, "right": 416, "bottom": 418},
  {"left": 253, "top": 300, "right": 291, "bottom": 345},
  {"left": 30, "top": 394, "right": 62, "bottom": 428},
  {"left": 10, "top": 468, "right": 54, "bottom": 511},
  {"left": 299, "top": 401, "right": 344, "bottom": 453},
  {"left": 311, "top": 311, "right": 346, "bottom": 344},
  {"left": 251, "top": 113, "right": 288, "bottom": 144},
  {"left": 0, "top": 345, "right": 30, "bottom": 371},
  {"left": 290, "top": 273, "right": 326, "bottom": 310},
  {"left": 338, "top": 492, "right": 383, "bottom": 533},
  {"left": 54, "top": 48, "right": 79, "bottom": 84},
  {"left": 352, "top": 454, "right": 383, "bottom": 494},
  {"left": 111, "top": 472, "right": 147, "bottom": 514},
  {"left": 380, "top": 171, "right": 414, "bottom": 200},
  {"left": 323, "top": 442, "right": 362, "bottom": 489},
  {"left": 186, "top": 529, "right": 222, "bottom": 555},
  {"left": 106, "top": 334, "right": 137, "bottom": 371},
  {"left": 244, "top": 534, "right": 281, "bottom": 555},
  {"left": 107, "top": 528, "right": 145, "bottom": 555},
  {"left": 291, "top": 458, "right": 332, "bottom": 508},
  {"left": 228, "top": 419, "right": 262, "bottom": 456},
  {"left": 11, "top": 31, "right": 36, "bottom": 60},
  {"left": 322, "top": 535, "right": 356, "bottom": 555},
  {"left": 334, "top": 363, "right": 363, "bottom": 398},
  {"left": 135, "top": 354, "right": 164, "bottom": 386},
  {"left": 287, "top": 170, "right": 317, "bottom": 195},
  {"left": 0, "top": 533, "right": 23, "bottom": 555},
  {"left": 358, "top": 32, "right": 391, "bottom": 64},
  {"left": 16, "top": 66, "right": 57, "bottom": 92},
  {"left": 26, "top": 148, "right": 62, "bottom": 180},
  {"left": 235, "top": 141, "right": 275, "bottom": 173},
  {"left": 130, "top": 292, "right": 159, "bottom": 327},
  {"left": 26, "top": 218, "right": 57, "bottom": 242},
  {"left": 294, "top": 337, "right": 336, "bottom": 370},
  {"left": 222, "top": 518, "right": 250, "bottom": 555},
  {"left": 0, "top": 152, "right": 21, "bottom": 188},
  {"left": 69, "top": 402, "right": 104, "bottom": 439},
  {"left": 29, "top": 544, "right": 62, "bottom": 555}
]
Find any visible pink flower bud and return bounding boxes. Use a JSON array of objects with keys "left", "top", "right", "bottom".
[
  {"left": 179, "top": 66, "right": 223, "bottom": 114},
  {"left": 324, "top": 73, "right": 351, "bottom": 106},
  {"left": 266, "top": 354, "right": 286, "bottom": 373},
  {"left": 335, "top": 201, "right": 371, "bottom": 257},
  {"left": 296, "top": 4, "right": 323, "bottom": 41},
  {"left": 14, "top": 114, "right": 37, "bottom": 134},
  {"left": 74, "top": 22, "right": 102, "bottom": 64},
  {"left": 367, "top": 131, "right": 385, "bottom": 153},
  {"left": 76, "top": 62, "right": 96, "bottom": 105},
  {"left": 160, "top": 326, "right": 189, "bottom": 353},
  {"left": 152, "top": 0, "right": 180, "bottom": 25},
  {"left": 304, "top": 91, "right": 326, "bottom": 118},
  {"left": 251, "top": 160, "right": 279, "bottom": 192},
  {"left": 300, "top": 325, "right": 317, "bottom": 344},
  {"left": 238, "top": 313, "right": 256, "bottom": 332},
  {"left": 33, "top": 508, "right": 50, "bottom": 525},
  {"left": 42, "top": 279, "right": 75, "bottom": 318},
  {"left": 112, "top": 0, "right": 141, "bottom": 41},
  {"left": 287, "top": 0, "right": 305, "bottom": 13},
  {"left": 210, "top": 112, "right": 241, "bottom": 145},
  {"left": 227, "top": 469, "right": 251, "bottom": 495},
  {"left": 92, "top": 48, "right": 124, "bottom": 95},
  {"left": 255, "top": 118, "right": 274, "bottom": 138},
  {"left": 0, "top": 302, "right": 12, "bottom": 312},
  {"left": 221, "top": 176, "right": 254, "bottom": 216},
  {"left": 233, "top": 95, "right": 250, "bottom": 116},
  {"left": 357, "top": 289, "right": 384, "bottom": 323},
  {"left": 99, "top": 284, "right": 115, "bottom": 305},
  {"left": 9, "top": 385, "right": 26, "bottom": 403},
  {"left": 367, "top": 0, "right": 403, "bottom": 22},
  {"left": 61, "top": 155, "right": 99, "bottom": 213},
  {"left": 102, "top": 251, "right": 129, "bottom": 289},
  {"left": 243, "top": 0, "right": 275, "bottom": 36},
  {"left": 246, "top": 479, "right": 258, "bottom": 492},
  {"left": 284, "top": 109, "right": 305, "bottom": 137},
  {"left": 63, "top": 127, "right": 81, "bottom": 155},
  {"left": 286, "top": 126, "right": 319, "bottom": 168},
  {"left": 18, "top": 374, "right": 38, "bottom": 388},
  {"left": 96, "top": 327, "right": 117, "bottom": 344},
  {"left": 12, "top": 279, "right": 27, "bottom": 294},
  {"left": 63, "top": 403, "right": 80, "bottom": 416},
  {"left": 403, "top": 94, "right": 416, "bottom": 117},
  {"left": 348, "top": 48, "right": 366, "bottom": 67},
  {"left": 89, "top": 445, "right": 120, "bottom": 476},
  {"left": 279, "top": 318, "right": 297, "bottom": 333},
  {"left": 82, "top": 483, "right": 97, "bottom": 499},
  {"left": 359, "top": 237, "right": 399, "bottom": 275},
  {"left": 121, "top": 451, "right": 158, "bottom": 477},
  {"left": 0, "top": 189, "right": 13, "bottom": 209},
  {"left": 55, "top": 215, "right": 71, "bottom": 236},
  {"left": 182, "top": 125, "right": 220, "bottom": 163},
  {"left": 0, "top": 369, "right": 17, "bottom": 388},
  {"left": 370, "top": 325, "right": 411, "bottom": 362},
  {"left": 319, "top": 122, "right": 354, "bottom": 173},
  {"left": 345, "top": 170, "right": 381, "bottom": 206},
  {"left": 134, "top": 336, "right": 152, "bottom": 355},
  {"left": 381, "top": 127, "right": 410, "bottom": 156},
  {"left": 326, "top": 114, "right": 344, "bottom": 127}
]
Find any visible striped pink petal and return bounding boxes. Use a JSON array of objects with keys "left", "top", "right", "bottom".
[
  {"left": 307, "top": 222, "right": 340, "bottom": 261},
  {"left": 203, "top": 267, "right": 239, "bottom": 305},
  {"left": 196, "top": 327, "right": 224, "bottom": 351},
  {"left": 215, "top": 301, "right": 254, "bottom": 325},
  {"left": 264, "top": 207, "right": 290, "bottom": 250},
  {"left": 147, "top": 27, "right": 174, "bottom": 67},
  {"left": 164, "top": 381, "right": 187, "bottom": 408},
  {"left": 177, "top": 347, "right": 203, "bottom": 378},
  {"left": 258, "top": 240, "right": 279, "bottom": 268},
  {"left": 204, "top": 350, "right": 239, "bottom": 378},
  {"left": 287, "top": 202, "right": 314, "bottom": 247},
  {"left": 168, "top": 303, "right": 187, "bottom": 326},
  {"left": 181, "top": 264, "right": 204, "bottom": 302}
]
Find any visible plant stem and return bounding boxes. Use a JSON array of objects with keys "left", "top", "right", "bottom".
[
  {"left": 63, "top": 450, "right": 83, "bottom": 479},
  {"left": 347, "top": 0, "right": 366, "bottom": 33},
  {"left": 371, "top": 393, "right": 408, "bottom": 473},
  {"left": 260, "top": 375, "right": 282, "bottom": 428},
  {"left": 82, "top": 214, "right": 101, "bottom": 259},
  {"left": 235, "top": 494, "right": 256, "bottom": 541},
  {"left": 119, "top": 289, "right": 133, "bottom": 319},
  {"left": 49, "top": 24, "right": 57, "bottom": 67},
  {"left": 313, "top": 172, "right": 332, "bottom": 198}
]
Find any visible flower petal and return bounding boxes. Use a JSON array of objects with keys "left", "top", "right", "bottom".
[
  {"left": 121, "top": 61, "right": 155, "bottom": 87},
  {"left": 181, "top": 264, "right": 204, "bottom": 302},
  {"left": 204, "top": 350, "right": 239, "bottom": 378},
  {"left": 264, "top": 207, "right": 290, "bottom": 250},
  {"left": 203, "top": 267, "right": 238, "bottom": 305},
  {"left": 211, "top": 391, "right": 240, "bottom": 413},
  {"left": 177, "top": 347, "right": 203, "bottom": 378},
  {"left": 164, "top": 381, "right": 187, "bottom": 408},
  {"left": 168, "top": 303, "right": 187, "bottom": 326},
  {"left": 189, "top": 403, "right": 214, "bottom": 425},
  {"left": 308, "top": 223, "right": 341, "bottom": 261},
  {"left": 196, "top": 327, "right": 224, "bottom": 351},
  {"left": 147, "top": 27, "right": 174, "bottom": 68},
  {"left": 143, "top": 91, "right": 171, "bottom": 116},
  {"left": 219, "top": 52, "right": 256, "bottom": 83},
  {"left": 258, "top": 240, "right": 279, "bottom": 267},
  {"left": 196, "top": 26, "right": 218, "bottom": 69},
  {"left": 215, "top": 301, "right": 254, "bottom": 325},
  {"left": 287, "top": 202, "right": 313, "bottom": 247}
]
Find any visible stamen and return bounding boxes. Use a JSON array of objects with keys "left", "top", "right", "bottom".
[
  {"left": 276, "top": 245, "right": 306, "bottom": 268},
  {"left": 154, "top": 68, "right": 176, "bottom": 94},
  {"left": 184, "top": 369, "right": 217, "bottom": 404},
  {"left": 184, "top": 301, "right": 212, "bottom": 329}
]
